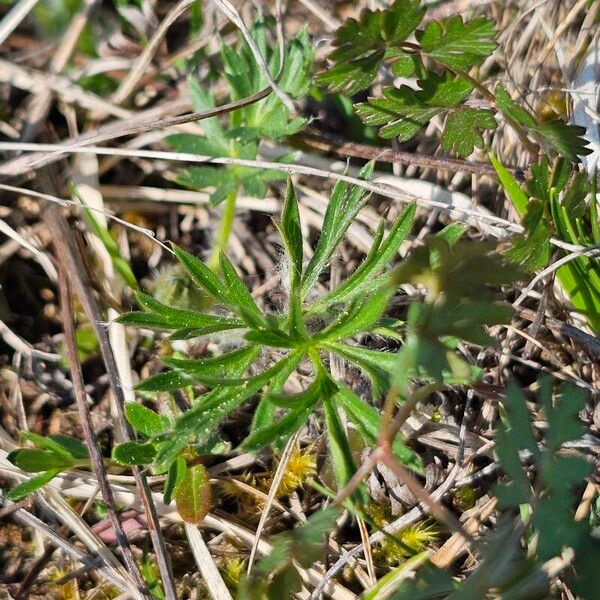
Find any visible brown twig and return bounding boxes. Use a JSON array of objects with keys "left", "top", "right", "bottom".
[
  {"left": 44, "top": 185, "right": 178, "bottom": 600},
  {"left": 300, "top": 131, "right": 528, "bottom": 180},
  {"left": 57, "top": 266, "right": 151, "bottom": 599},
  {"left": 515, "top": 306, "right": 600, "bottom": 360},
  {"left": 1, "top": 76, "right": 278, "bottom": 180}
]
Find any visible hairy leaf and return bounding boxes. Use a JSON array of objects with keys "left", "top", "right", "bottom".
[
  {"left": 125, "top": 404, "right": 169, "bottom": 437},
  {"left": 6, "top": 469, "right": 62, "bottom": 501},
  {"left": 174, "top": 464, "right": 211, "bottom": 524},
  {"left": 113, "top": 441, "right": 157, "bottom": 466}
]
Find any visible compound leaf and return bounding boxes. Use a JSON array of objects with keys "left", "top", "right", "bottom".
[
  {"left": 416, "top": 16, "right": 497, "bottom": 70},
  {"left": 442, "top": 107, "right": 496, "bottom": 157},
  {"left": 317, "top": 0, "right": 424, "bottom": 95}
]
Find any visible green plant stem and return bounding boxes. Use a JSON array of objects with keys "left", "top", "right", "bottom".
[{"left": 208, "top": 188, "right": 238, "bottom": 272}]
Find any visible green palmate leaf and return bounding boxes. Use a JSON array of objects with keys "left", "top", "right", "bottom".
[
  {"left": 416, "top": 16, "right": 497, "bottom": 70},
  {"left": 174, "top": 464, "right": 211, "bottom": 524},
  {"left": 335, "top": 386, "right": 421, "bottom": 471},
  {"left": 442, "top": 107, "right": 496, "bottom": 157},
  {"left": 168, "top": 20, "right": 311, "bottom": 207},
  {"left": 302, "top": 162, "right": 374, "bottom": 297},
  {"left": 356, "top": 73, "right": 472, "bottom": 142},
  {"left": 536, "top": 119, "right": 592, "bottom": 163},
  {"left": 313, "top": 203, "right": 415, "bottom": 311},
  {"left": 495, "top": 85, "right": 591, "bottom": 161},
  {"left": 125, "top": 403, "right": 170, "bottom": 437},
  {"left": 113, "top": 441, "right": 157, "bottom": 465},
  {"left": 172, "top": 246, "right": 228, "bottom": 302},
  {"left": 6, "top": 469, "right": 62, "bottom": 501},
  {"left": 317, "top": 0, "right": 424, "bottom": 95},
  {"left": 218, "top": 252, "right": 263, "bottom": 322},
  {"left": 7, "top": 449, "right": 75, "bottom": 473},
  {"left": 317, "top": 285, "right": 393, "bottom": 342}
]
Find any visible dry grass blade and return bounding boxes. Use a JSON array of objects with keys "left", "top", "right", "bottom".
[
  {"left": 2, "top": 499, "right": 138, "bottom": 597},
  {"left": 111, "top": 0, "right": 195, "bottom": 105},
  {"left": 0, "top": 0, "right": 40, "bottom": 46},
  {"left": 57, "top": 266, "right": 152, "bottom": 599},
  {"left": 2, "top": 142, "right": 585, "bottom": 250},
  {"left": 246, "top": 431, "right": 301, "bottom": 574},
  {"left": 184, "top": 524, "right": 233, "bottom": 600},
  {"left": 45, "top": 195, "right": 178, "bottom": 600}
]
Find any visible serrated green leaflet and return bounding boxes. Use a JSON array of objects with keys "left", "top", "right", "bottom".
[
  {"left": 317, "top": 0, "right": 424, "bottom": 95},
  {"left": 356, "top": 73, "right": 478, "bottom": 146},
  {"left": 442, "top": 108, "right": 496, "bottom": 157},
  {"left": 416, "top": 16, "right": 497, "bottom": 70},
  {"left": 495, "top": 85, "right": 591, "bottom": 161}
]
